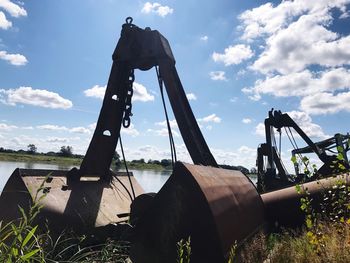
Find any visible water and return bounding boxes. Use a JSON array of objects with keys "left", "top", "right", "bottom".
[
  {"left": 0, "top": 161, "right": 256, "bottom": 193},
  {"left": 0, "top": 161, "right": 171, "bottom": 193}
]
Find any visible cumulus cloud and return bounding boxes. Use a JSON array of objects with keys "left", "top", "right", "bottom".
[
  {"left": 70, "top": 126, "right": 91, "bottom": 134},
  {"left": 238, "top": 1, "right": 350, "bottom": 41},
  {"left": 244, "top": 68, "right": 350, "bottom": 98},
  {"left": 121, "top": 123, "right": 140, "bottom": 137},
  {"left": 147, "top": 128, "right": 180, "bottom": 137},
  {"left": 37, "top": 125, "right": 68, "bottom": 131},
  {"left": 0, "top": 11, "right": 11, "bottom": 29},
  {"left": 0, "top": 87, "right": 72, "bottom": 109},
  {"left": 212, "top": 44, "right": 253, "bottom": 66},
  {"left": 198, "top": 114, "right": 221, "bottom": 123},
  {"left": 152, "top": 119, "right": 179, "bottom": 137},
  {"left": 209, "top": 71, "right": 227, "bottom": 81},
  {"left": 200, "top": 35, "right": 208, "bottom": 41},
  {"left": 141, "top": 2, "right": 173, "bottom": 17},
  {"left": 251, "top": 16, "right": 350, "bottom": 74},
  {"left": 0, "top": 122, "right": 17, "bottom": 131},
  {"left": 242, "top": 118, "right": 252, "bottom": 124},
  {"left": 186, "top": 93, "right": 197, "bottom": 101},
  {"left": 300, "top": 92, "right": 350, "bottom": 115},
  {"left": 84, "top": 85, "right": 105, "bottom": 99},
  {"left": 46, "top": 137, "right": 68, "bottom": 143},
  {"left": 84, "top": 82, "right": 154, "bottom": 102},
  {"left": 0, "top": 0, "right": 27, "bottom": 17},
  {"left": 0, "top": 51, "right": 27, "bottom": 65},
  {"left": 155, "top": 119, "right": 178, "bottom": 129},
  {"left": 133, "top": 82, "right": 154, "bottom": 102},
  {"left": 238, "top": 1, "right": 350, "bottom": 116}
]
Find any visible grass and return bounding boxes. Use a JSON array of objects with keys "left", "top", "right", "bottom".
[
  {"left": 236, "top": 222, "right": 350, "bottom": 263},
  {"left": 0, "top": 152, "right": 82, "bottom": 166},
  {"left": 122, "top": 162, "right": 172, "bottom": 171}
]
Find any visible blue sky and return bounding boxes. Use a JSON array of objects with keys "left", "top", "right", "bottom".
[{"left": 0, "top": 0, "right": 350, "bottom": 170}]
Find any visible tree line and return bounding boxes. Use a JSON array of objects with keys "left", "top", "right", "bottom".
[
  {"left": 0, "top": 144, "right": 83, "bottom": 158},
  {"left": 1, "top": 145, "right": 253, "bottom": 173}
]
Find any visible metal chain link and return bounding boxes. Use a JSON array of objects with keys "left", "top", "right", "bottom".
[{"left": 123, "top": 69, "right": 134, "bottom": 128}]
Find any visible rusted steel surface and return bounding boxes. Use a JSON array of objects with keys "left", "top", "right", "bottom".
[
  {"left": 81, "top": 19, "right": 218, "bottom": 181},
  {"left": 130, "top": 162, "right": 265, "bottom": 263},
  {"left": 261, "top": 173, "right": 350, "bottom": 228},
  {"left": 0, "top": 168, "right": 143, "bottom": 232}
]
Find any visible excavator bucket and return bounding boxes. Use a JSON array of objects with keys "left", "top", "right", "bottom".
[
  {"left": 0, "top": 168, "right": 143, "bottom": 233},
  {"left": 130, "top": 162, "right": 265, "bottom": 263}
]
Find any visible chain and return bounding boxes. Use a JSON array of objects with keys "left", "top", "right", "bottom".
[{"left": 123, "top": 69, "right": 134, "bottom": 128}]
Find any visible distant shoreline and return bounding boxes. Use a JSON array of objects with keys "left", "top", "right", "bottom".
[{"left": 0, "top": 152, "right": 170, "bottom": 171}]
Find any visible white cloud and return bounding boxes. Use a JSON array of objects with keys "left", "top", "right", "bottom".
[
  {"left": 300, "top": 92, "right": 350, "bottom": 115},
  {"left": 0, "top": 0, "right": 27, "bottom": 17},
  {"left": 133, "top": 82, "right": 154, "bottom": 102},
  {"left": 88, "top": 122, "right": 96, "bottom": 131},
  {"left": 238, "top": 145, "right": 256, "bottom": 155},
  {"left": 251, "top": 15, "right": 350, "bottom": 74},
  {"left": 198, "top": 113, "right": 221, "bottom": 123},
  {"left": 0, "top": 11, "right": 11, "bottom": 29},
  {"left": 340, "top": 11, "right": 350, "bottom": 19},
  {"left": 238, "top": 1, "right": 350, "bottom": 117},
  {"left": 242, "top": 118, "right": 252, "bottom": 124},
  {"left": 21, "top": 126, "right": 33, "bottom": 130},
  {"left": 245, "top": 68, "right": 350, "bottom": 98},
  {"left": 209, "top": 71, "right": 227, "bottom": 81},
  {"left": 84, "top": 85, "right": 105, "bottom": 99},
  {"left": 186, "top": 93, "right": 197, "bottom": 101},
  {"left": 0, "top": 122, "right": 17, "bottom": 131},
  {"left": 238, "top": 1, "right": 350, "bottom": 41},
  {"left": 255, "top": 111, "right": 328, "bottom": 139},
  {"left": 147, "top": 128, "right": 180, "bottom": 137},
  {"left": 84, "top": 82, "right": 154, "bottom": 102},
  {"left": 0, "top": 50, "right": 27, "bottom": 65},
  {"left": 212, "top": 44, "right": 253, "bottom": 66},
  {"left": 0, "top": 87, "right": 72, "bottom": 109},
  {"left": 200, "top": 35, "right": 208, "bottom": 41},
  {"left": 121, "top": 123, "right": 140, "bottom": 137},
  {"left": 152, "top": 119, "right": 180, "bottom": 137},
  {"left": 155, "top": 119, "right": 178, "bottom": 129},
  {"left": 141, "top": 2, "right": 173, "bottom": 17},
  {"left": 37, "top": 125, "right": 68, "bottom": 131},
  {"left": 46, "top": 137, "right": 68, "bottom": 143},
  {"left": 70, "top": 126, "right": 91, "bottom": 134}
]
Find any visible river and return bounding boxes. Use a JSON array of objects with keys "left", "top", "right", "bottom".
[
  {"left": 0, "top": 161, "right": 257, "bottom": 193},
  {"left": 0, "top": 160, "right": 171, "bottom": 193}
]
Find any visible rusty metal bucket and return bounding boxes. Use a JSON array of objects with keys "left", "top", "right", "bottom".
[
  {"left": 130, "top": 162, "right": 266, "bottom": 263},
  {"left": 0, "top": 168, "right": 143, "bottom": 233}
]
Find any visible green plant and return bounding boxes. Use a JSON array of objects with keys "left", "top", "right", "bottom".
[
  {"left": 227, "top": 241, "right": 237, "bottom": 263},
  {"left": 0, "top": 176, "right": 48, "bottom": 262},
  {"left": 177, "top": 236, "right": 191, "bottom": 263}
]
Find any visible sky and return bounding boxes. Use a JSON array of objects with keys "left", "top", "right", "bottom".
[{"left": 0, "top": 0, "right": 350, "bottom": 171}]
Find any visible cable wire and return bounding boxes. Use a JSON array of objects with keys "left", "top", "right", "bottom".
[
  {"left": 119, "top": 135, "right": 136, "bottom": 200},
  {"left": 155, "top": 66, "right": 177, "bottom": 168}
]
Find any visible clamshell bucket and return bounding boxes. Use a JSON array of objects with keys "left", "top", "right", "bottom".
[
  {"left": 0, "top": 168, "right": 143, "bottom": 233},
  {"left": 130, "top": 162, "right": 266, "bottom": 263}
]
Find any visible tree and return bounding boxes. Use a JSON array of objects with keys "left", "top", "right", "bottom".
[
  {"left": 60, "top": 146, "right": 73, "bottom": 157},
  {"left": 160, "top": 159, "right": 171, "bottom": 167},
  {"left": 114, "top": 151, "right": 121, "bottom": 169},
  {"left": 250, "top": 167, "right": 257, "bottom": 174},
  {"left": 27, "top": 144, "right": 37, "bottom": 154}
]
